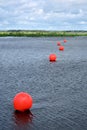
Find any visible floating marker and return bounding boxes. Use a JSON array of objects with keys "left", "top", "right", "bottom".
[
  {"left": 57, "top": 42, "right": 61, "bottom": 46},
  {"left": 59, "top": 46, "right": 64, "bottom": 51},
  {"left": 64, "top": 39, "right": 67, "bottom": 43},
  {"left": 49, "top": 54, "right": 57, "bottom": 62},
  {"left": 13, "top": 92, "right": 33, "bottom": 112}
]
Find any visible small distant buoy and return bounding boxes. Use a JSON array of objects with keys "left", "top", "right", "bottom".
[
  {"left": 57, "top": 42, "right": 61, "bottom": 46},
  {"left": 64, "top": 39, "right": 67, "bottom": 43},
  {"left": 49, "top": 54, "right": 57, "bottom": 62},
  {"left": 59, "top": 46, "right": 64, "bottom": 51},
  {"left": 13, "top": 92, "right": 33, "bottom": 112}
]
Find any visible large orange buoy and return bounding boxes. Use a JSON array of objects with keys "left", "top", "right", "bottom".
[
  {"left": 13, "top": 92, "right": 33, "bottom": 112},
  {"left": 64, "top": 39, "right": 67, "bottom": 43},
  {"left": 49, "top": 54, "right": 57, "bottom": 62},
  {"left": 59, "top": 46, "right": 64, "bottom": 51},
  {"left": 57, "top": 42, "right": 61, "bottom": 46}
]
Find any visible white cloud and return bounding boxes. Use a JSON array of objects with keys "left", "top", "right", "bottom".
[
  {"left": 0, "top": 0, "right": 87, "bottom": 30},
  {"left": 79, "top": 21, "right": 87, "bottom": 25}
]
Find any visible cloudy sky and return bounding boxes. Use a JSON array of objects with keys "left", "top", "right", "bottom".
[{"left": 0, "top": 0, "right": 87, "bottom": 30}]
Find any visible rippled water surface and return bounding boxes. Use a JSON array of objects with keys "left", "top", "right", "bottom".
[{"left": 0, "top": 37, "right": 87, "bottom": 130}]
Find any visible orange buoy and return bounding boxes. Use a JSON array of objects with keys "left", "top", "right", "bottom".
[
  {"left": 59, "top": 46, "right": 64, "bottom": 51},
  {"left": 64, "top": 39, "right": 67, "bottom": 43},
  {"left": 49, "top": 54, "right": 57, "bottom": 62},
  {"left": 57, "top": 42, "right": 61, "bottom": 46},
  {"left": 13, "top": 92, "right": 33, "bottom": 112}
]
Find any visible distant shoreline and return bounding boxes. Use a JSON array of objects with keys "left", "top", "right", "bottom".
[{"left": 0, "top": 30, "right": 87, "bottom": 37}]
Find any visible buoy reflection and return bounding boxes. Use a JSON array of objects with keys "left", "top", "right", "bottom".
[{"left": 14, "top": 110, "right": 33, "bottom": 125}]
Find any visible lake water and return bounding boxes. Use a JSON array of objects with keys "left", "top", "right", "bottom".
[{"left": 0, "top": 37, "right": 87, "bottom": 130}]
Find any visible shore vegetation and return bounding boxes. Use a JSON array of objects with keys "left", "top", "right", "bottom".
[{"left": 0, "top": 30, "right": 87, "bottom": 37}]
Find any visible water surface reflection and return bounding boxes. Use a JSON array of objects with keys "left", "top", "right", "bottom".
[{"left": 13, "top": 110, "right": 33, "bottom": 129}]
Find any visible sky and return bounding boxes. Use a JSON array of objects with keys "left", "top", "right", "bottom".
[{"left": 0, "top": 0, "right": 87, "bottom": 31}]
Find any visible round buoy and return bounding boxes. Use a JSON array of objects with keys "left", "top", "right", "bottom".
[
  {"left": 13, "top": 92, "right": 33, "bottom": 112},
  {"left": 59, "top": 46, "right": 64, "bottom": 51},
  {"left": 49, "top": 54, "right": 57, "bottom": 62},
  {"left": 64, "top": 39, "right": 67, "bottom": 43},
  {"left": 57, "top": 42, "right": 61, "bottom": 46}
]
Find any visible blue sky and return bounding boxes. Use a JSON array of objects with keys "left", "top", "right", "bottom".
[{"left": 0, "top": 0, "right": 87, "bottom": 30}]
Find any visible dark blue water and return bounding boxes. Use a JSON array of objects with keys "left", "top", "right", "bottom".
[{"left": 0, "top": 37, "right": 87, "bottom": 130}]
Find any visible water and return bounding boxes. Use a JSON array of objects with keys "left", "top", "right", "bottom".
[{"left": 0, "top": 37, "right": 87, "bottom": 130}]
